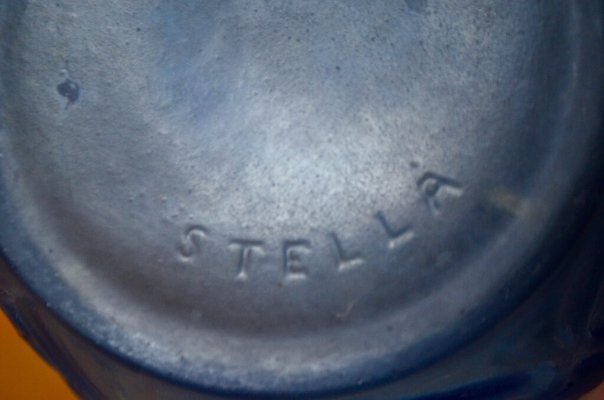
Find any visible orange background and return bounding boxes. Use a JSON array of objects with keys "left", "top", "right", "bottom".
[
  {"left": 0, "top": 311, "right": 76, "bottom": 399},
  {"left": 0, "top": 309, "right": 603, "bottom": 400}
]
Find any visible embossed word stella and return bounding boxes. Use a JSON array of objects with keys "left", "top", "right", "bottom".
[{"left": 177, "top": 171, "right": 463, "bottom": 282}]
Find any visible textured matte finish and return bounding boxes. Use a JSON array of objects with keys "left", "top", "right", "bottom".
[{"left": 0, "top": 1, "right": 603, "bottom": 398}]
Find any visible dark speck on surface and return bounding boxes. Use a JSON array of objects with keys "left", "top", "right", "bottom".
[
  {"left": 57, "top": 78, "right": 79, "bottom": 105},
  {"left": 405, "top": 0, "right": 428, "bottom": 13}
]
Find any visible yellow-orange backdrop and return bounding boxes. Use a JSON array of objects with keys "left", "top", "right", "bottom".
[
  {"left": 0, "top": 311, "right": 76, "bottom": 399},
  {"left": 1, "top": 309, "right": 603, "bottom": 400}
]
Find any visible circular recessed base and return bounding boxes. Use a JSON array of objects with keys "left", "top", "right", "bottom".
[{"left": 0, "top": 0, "right": 603, "bottom": 396}]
